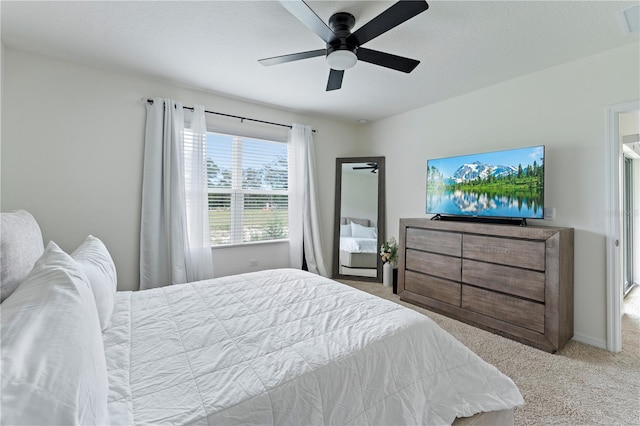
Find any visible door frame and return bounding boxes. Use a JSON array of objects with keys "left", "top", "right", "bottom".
[
  {"left": 605, "top": 100, "right": 640, "bottom": 352},
  {"left": 623, "top": 155, "right": 635, "bottom": 296}
]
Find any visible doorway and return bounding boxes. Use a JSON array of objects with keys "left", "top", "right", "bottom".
[{"left": 606, "top": 102, "right": 640, "bottom": 352}]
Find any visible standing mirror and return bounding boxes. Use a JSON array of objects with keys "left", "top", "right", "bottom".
[{"left": 333, "top": 157, "right": 385, "bottom": 282}]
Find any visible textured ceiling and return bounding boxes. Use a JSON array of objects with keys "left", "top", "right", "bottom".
[{"left": 2, "top": 1, "right": 639, "bottom": 122}]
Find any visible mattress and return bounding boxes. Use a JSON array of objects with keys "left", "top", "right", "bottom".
[
  {"left": 339, "top": 236, "right": 378, "bottom": 253},
  {"left": 103, "top": 269, "right": 523, "bottom": 425}
]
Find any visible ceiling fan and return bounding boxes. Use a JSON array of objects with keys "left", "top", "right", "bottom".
[
  {"left": 259, "top": 0, "right": 429, "bottom": 91},
  {"left": 353, "top": 162, "right": 379, "bottom": 173}
]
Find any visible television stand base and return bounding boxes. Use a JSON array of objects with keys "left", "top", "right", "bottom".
[{"left": 430, "top": 214, "right": 527, "bottom": 227}]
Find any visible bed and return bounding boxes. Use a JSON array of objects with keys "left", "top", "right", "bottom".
[
  {"left": 1, "top": 210, "right": 524, "bottom": 425},
  {"left": 339, "top": 217, "right": 378, "bottom": 269}
]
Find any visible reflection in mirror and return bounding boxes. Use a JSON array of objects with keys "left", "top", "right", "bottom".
[{"left": 333, "top": 157, "right": 385, "bottom": 282}]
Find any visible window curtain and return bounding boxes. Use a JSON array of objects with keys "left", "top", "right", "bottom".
[
  {"left": 288, "top": 123, "right": 328, "bottom": 276},
  {"left": 140, "top": 98, "right": 214, "bottom": 290}
]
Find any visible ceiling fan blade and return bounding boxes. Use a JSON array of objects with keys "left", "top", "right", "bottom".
[
  {"left": 280, "top": 0, "right": 336, "bottom": 44},
  {"left": 326, "top": 69, "right": 344, "bottom": 91},
  {"left": 348, "top": 0, "right": 429, "bottom": 46},
  {"left": 357, "top": 48, "right": 420, "bottom": 73},
  {"left": 259, "top": 49, "right": 325, "bottom": 66}
]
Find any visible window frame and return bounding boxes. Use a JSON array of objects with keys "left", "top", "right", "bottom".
[{"left": 206, "top": 132, "right": 289, "bottom": 247}]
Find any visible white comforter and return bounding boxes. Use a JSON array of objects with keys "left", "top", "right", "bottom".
[
  {"left": 104, "top": 269, "right": 523, "bottom": 425},
  {"left": 339, "top": 236, "right": 378, "bottom": 253}
]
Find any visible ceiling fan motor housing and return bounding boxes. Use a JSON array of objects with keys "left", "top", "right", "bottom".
[{"left": 327, "top": 12, "right": 358, "bottom": 57}]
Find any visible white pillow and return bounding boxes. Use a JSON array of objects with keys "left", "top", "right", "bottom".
[
  {"left": 0, "top": 241, "right": 108, "bottom": 426},
  {"left": 0, "top": 210, "right": 44, "bottom": 302},
  {"left": 340, "top": 224, "right": 352, "bottom": 237},
  {"left": 71, "top": 235, "right": 117, "bottom": 331},
  {"left": 351, "top": 222, "right": 377, "bottom": 239}
]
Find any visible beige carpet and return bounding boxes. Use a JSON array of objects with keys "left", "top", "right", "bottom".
[{"left": 339, "top": 280, "right": 640, "bottom": 425}]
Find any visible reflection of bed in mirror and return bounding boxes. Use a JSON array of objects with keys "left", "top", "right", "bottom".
[{"left": 339, "top": 217, "right": 378, "bottom": 276}]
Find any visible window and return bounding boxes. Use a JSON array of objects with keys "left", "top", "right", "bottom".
[{"left": 206, "top": 132, "right": 289, "bottom": 246}]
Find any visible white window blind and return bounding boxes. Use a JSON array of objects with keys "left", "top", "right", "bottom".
[{"left": 206, "top": 132, "right": 289, "bottom": 245}]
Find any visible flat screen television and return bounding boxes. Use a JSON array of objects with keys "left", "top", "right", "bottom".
[{"left": 426, "top": 145, "right": 544, "bottom": 219}]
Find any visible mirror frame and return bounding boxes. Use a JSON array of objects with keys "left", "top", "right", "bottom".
[{"left": 332, "top": 156, "right": 386, "bottom": 282}]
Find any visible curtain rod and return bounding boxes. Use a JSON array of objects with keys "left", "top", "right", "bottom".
[{"left": 145, "top": 99, "right": 315, "bottom": 133}]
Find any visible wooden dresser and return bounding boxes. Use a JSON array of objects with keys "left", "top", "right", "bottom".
[{"left": 398, "top": 218, "right": 574, "bottom": 353}]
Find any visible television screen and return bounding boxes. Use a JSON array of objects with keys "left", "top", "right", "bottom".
[{"left": 426, "top": 145, "right": 544, "bottom": 219}]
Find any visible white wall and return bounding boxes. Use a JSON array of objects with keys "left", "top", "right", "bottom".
[
  {"left": 1, "top": 48, "right": 359, "bottom": 290},
  {"left": 357, "top": 42, "right": 640, "bottom": 347}
]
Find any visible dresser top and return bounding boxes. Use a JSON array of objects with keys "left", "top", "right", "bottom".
[{"left": 400, "top": 218, "right": 573, "bottom": 240}]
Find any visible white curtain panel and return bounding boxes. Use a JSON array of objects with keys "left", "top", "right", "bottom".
[
  {"left": 140, "top": 99, "right": 213, "bottom": 290},
  {"left": 183, "top": 105, "right": 215, "bottom": 283},
  {"left": 288, "top": 124, "right": 328, "bottom": 277}
]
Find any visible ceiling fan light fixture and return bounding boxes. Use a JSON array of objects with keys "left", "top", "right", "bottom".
[{"left": 326, "top": 50, "right": 357, "bottom": 70}]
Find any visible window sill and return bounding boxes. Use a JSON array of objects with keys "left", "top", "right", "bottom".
[{"left": 211, "top": 239, "right": 289, "bottom": 250}]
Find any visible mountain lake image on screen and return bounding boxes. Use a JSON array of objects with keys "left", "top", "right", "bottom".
[{"left": 426, "top": 145, "right": 545, "bottom": 219}]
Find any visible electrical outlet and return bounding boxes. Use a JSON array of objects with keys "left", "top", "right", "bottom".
[
  {"left": 544, "top": 207, "right": 556, "bottom": 220},
  {"left": 249, "top": 259, "right": 258, "bottom": 267}
]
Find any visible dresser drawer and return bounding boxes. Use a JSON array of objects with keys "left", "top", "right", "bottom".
[
  {"left": 406, "top": 228, "right": 461, "bottom": 257},
  {"left": 461, "top": 285, "right": 545, "bottom": 333},
  {"left": 405, "top": 270, "right": 461, "bottom": 306},
  {"left": 463, "top": 234, "right": 545, "bottom": 271},
  {"left": 406, "top": 249, "right": 461, "bottom": 282},
  {"left": 462, "top": 259, "right": 545, "bottom": 302}
]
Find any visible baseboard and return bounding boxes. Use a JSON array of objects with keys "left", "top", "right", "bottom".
[{"left": 572, "top": 333, "right": 607, "bottom": 350}]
